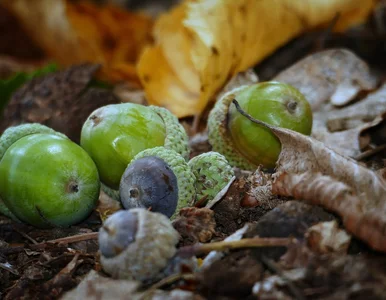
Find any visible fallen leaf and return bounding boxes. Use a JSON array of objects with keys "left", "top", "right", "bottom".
[
  {"left": 231, "top": 99, "right": 386, "bottom": 251},
  {"left": 326, "top": 83, "right": 386, "bottom": 132},
  {"left": 312, "top": 113, "right": 386, "bottom": 159},
  {"left": 306, "top": 220, "right": 351, "bottom": 254},
  {"left": 275, "top": 49, "right": 384, "bottom": 159},
  {"left": 0, "top": 64, "right": 120, "bottom": 142},
  {"left": 138, "top": 0, "right": 377, "bottom": 117},
  {"left": 0, "top": 63, "right": 57, "bottom": 114},
  {"left": 3, "top": 0, "right": 153, "bottom": 86},
  {"left": 274, "top": 48, "right": 377, "bottom": 111},
  {"left": 61, "top": 270, "right": 142, "bottom": 300}
]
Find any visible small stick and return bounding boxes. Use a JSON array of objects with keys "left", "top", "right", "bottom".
[
  {"left": 354, "top": 144, "right": 386, "bottom": 161},
  {"left": 178, "top": 237, "right": 292, "bottom": 257},
  {"left": 140, "top": 273, "right": 196, "bottom": 300},
  {"left": 12, "top": 226, "right": 38, "bottom": 244},
  {"left": 0, "top": 232, "right": 98, "bottom": 255}
]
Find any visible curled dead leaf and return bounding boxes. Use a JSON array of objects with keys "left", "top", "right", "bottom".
[{"left": 232, "top": 100, "right": 386, "bottom": 251}]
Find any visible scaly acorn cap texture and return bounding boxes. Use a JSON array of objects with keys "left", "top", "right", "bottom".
[
  {"left": 0, "top": 123, "right": 67, "bottom": 160},
  {"left": 101, "top": 106, "right": 190, "bottom": 201},
  {"left": 99, "top": 208, "right": 180, "bottom": 282},
  {"left": 132, "top": 147, "right": 196, "bottom": 218},
  {"left": 208, "top": 85, "right": 255, "bottom": 170},
  {"left": 188, "top": 151, "right": 235, "bottom": 204},
  {"left": 0, "top": 123, "right": 68, "bottom": 220},
  {"left": 149, "top": 106, "right": 189, "bottom": 160},
  {"left": 101, "top": 182, "right": 120, "bottom": 202}
]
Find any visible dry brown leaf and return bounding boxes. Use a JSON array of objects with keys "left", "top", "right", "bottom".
[
  {"left": 306, "top": 221, "right": 351, "bottom": 254},
  {"left": 312, "top": 113, "right": 386, "bottom": 159},
  {"left": 327, "top": 83, "right": 386, "bottom": 132},
  {"left": 138, "top": 0, "right": 377, "bottom": 117},
  {"left": 3, "top": 0, "right": 153, "bottom": 85},
  {"left": 275, "top": 49, "right": 384, "bottom": 159},
  {"left": 274, "top": 48, "right": 377, "bottom": 111},
  {"left": 61, "top": 270, "right": 142, "bottom": 300},
  {"left": 273, "top": 172, "right": 386, "bottom": 252},
  {"left": 232, "top": 103, "right": 386, "bottom": 250}
]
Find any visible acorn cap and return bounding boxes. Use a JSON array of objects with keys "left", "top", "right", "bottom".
[
  {"left": 101, "top": 182, "right": 120, "bottom": 202},
  {"left": 188, "top": 151, "right": 235, "bottom": 204},
  {"left": 132, "top": 147, "right": 196, "bottom": 218},
  {"left": 0, "top": 123, "right": 68, "bottom": 160},
  {"left": 99, "top": 208, "right": 179, "bottom": 282},
  {"left": 149, "top": 106, "right": 189, "bottom": 160},
  {"left": 207, "top": 85, "right": 255, "bottom": 170}
]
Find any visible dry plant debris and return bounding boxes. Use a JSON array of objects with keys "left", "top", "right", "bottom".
[{"left": 1, "top": 0, "right": 386, "bottom": 299}]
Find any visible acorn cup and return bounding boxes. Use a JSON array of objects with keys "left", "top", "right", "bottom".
[
  {"left": 208, "top": 81, "right": 313, "bottom": 170},
  {"left": 0, "top": 123, "right": 100, "bottom": 228}
]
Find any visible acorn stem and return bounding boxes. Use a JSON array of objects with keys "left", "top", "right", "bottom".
[{"left": 178, "top": 237, "right": 293, "bottom": 257}]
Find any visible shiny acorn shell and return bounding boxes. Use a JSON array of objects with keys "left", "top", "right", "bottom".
[
  {"left": 120, "top": 155, "right": 178, "bottom": 218},
  {"left": 0, "top": 123, "right": 100, "bottom": 228},
  {"left": 120, "top": 147, "right": 196, "bottom": 219},
  {"left": 0, "top": 123, "right": 68, "bottom": 220},
  {"left": 99, "top": 208, "right": 180, "bottom": 281}
]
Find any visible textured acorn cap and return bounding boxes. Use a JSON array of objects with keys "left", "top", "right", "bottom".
[
  {"left": 149, "top": 106, "right": 189, "bottom": 160},
  {"left": 208, "top": 85, "right": 256, "bottom": 170},
  {"left": 188, "top": 151, "right": 235, "bottom": 204},
  {"left": 0, "top": 123, "right": 68, "bottom": 160},
  {"left": 101, "top": 182, "right": 120, "bottom": 202},
  {"left": 132, "top": 147, "right": 196, "bottom": 218},
  {"left": 99, "top": 208, "right": 179, "bottom": 282}
]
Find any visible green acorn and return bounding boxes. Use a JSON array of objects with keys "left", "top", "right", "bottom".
[
  {"left": 188, "top": 151, "right": 234, "bottom": 205},
  {"left": 0, "top": 123, "right": 100, "bottom": 228},
  {"left": 81, "top": 103, "right": 189, "bottom": 191},
  {"left": 208, "top": 81, "right": 313, "bottom": 170},
  {"left": 119, "top": 147, "right": 196, "bottom": 219}
]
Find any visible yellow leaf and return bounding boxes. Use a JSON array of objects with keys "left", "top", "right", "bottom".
[
  {"left": 3, "top": 0, "right": 153, "bottom": 86},
  {"left": 137, "top": 0, "right": 378, "bottom": 118}
]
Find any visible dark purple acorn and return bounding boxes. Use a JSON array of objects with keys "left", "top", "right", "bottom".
[{"left": 119, "top": 156, "right": 179, "bottom": 218}]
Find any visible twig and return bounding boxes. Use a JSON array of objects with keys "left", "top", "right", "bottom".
[
  {"left": 140, "top": 273, "right": 196, "bottom": 300},
  {"left": 12, "top": 226, "right": 38, "bottom": 244},
  {"left": 261, "top": 255, "right": 305, "bottom": 300},
  {"left": 178, "top": 237, "right": 292, "bottom": 257},
  {"left": 354, "top": 144, "right": 386, "bottom": 161},
  {"left": 0, "top": 232, "right": 98, "bottom": 255},
  {"left": 191, "top": 113, "right": 201, "bottom": 135}
]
